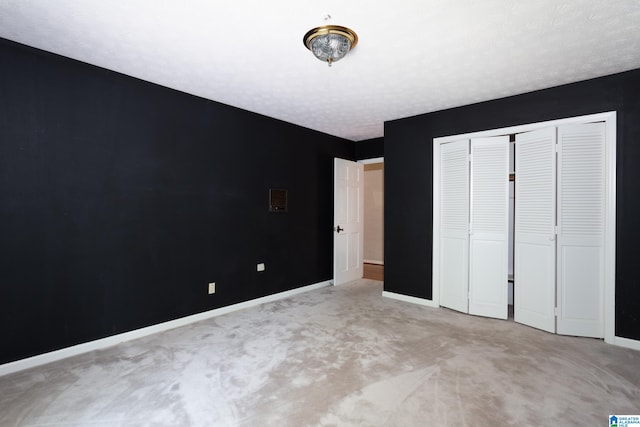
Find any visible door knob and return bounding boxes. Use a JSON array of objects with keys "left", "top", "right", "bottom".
[{"left": 334, "top": 225, "right": 344, "bottom": 233}]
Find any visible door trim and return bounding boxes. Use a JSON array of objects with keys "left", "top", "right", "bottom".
[{"left": 432, "top": 111, "right": 617, "bottom": 344}]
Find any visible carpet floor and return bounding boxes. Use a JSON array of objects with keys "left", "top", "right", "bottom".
[{"left": 1, "top": 279, "right": 639, "bottom": 426}]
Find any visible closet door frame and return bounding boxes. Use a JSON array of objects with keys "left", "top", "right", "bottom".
[{"left": 432, "top": 111, "right": 616, "bottom": 344}]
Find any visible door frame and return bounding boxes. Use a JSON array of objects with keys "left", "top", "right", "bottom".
[
  {"left": 332, "top": 156, "right": 384, "bottom": 286},
  {"left": 432, "top": 111, "right": 617, "bottom": 344}
]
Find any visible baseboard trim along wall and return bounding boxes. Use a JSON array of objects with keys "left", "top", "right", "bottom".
[
  {"left": 0, "top": 280, "right": 332, "bottom": 377},
  {"left": 613, "top": 336, "right": 640, "bottom": 352},
  {"left": 382, "top": 292, "right": 640, "bottom": 351},
  {"left": 5, "top": 281, "right": 636, "bottom": 377},
  {"left": 381, "top": 291, "right": 439, "bottom": 308}
]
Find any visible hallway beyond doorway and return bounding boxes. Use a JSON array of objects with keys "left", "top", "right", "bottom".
[{"left": 363, "top": 262, "right": 383, "bottom": 281}]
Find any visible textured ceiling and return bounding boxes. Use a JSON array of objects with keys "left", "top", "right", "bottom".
[{"left": 1, "top": 1, "right": 640, "bottom": 141}]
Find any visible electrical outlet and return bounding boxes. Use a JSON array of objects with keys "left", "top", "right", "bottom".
[
  {"left": 208, "top": 282, "right": 216, "bottom": 294},
  {"left": 257, "top": 263, "right": 265, "bottom": 272}
]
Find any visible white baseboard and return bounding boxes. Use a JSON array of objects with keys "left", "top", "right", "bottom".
[
  {"left": 0, "top": 280, "right": 332, "bottom": 377},
  {"left": 613, "top": 335, "right": 640, "bottom": 352},
  {"left": 382, "top": 291, "right": 439, "bottom": 308},
  {"left": 363, "top": 260, "right": 384, "bottom": 265},
  {"left": 381, "top": 292, "right": 640, "bottom": 352}
]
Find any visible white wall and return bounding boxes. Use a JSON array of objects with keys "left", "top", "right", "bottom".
[{"left": 364, "top": 163, "right": 384, "bottom": 263}]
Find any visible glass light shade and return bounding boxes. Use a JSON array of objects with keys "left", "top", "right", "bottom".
[{"left": 303, "top": 25, "right": 358, "bottom": 66}]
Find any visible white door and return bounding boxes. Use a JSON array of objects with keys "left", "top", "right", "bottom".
[
  {"left": 439, "top": 140, "right": 470, "bottom": 313},
  {"left": 556, "top": 123, "right": 606, "bottom": 338},
  {"left": 469, "top": 136, "right": 509, "bottom": 319},
  {"left": 333, "top": 158, "right": 363, "bottom": 285},
  {"left": 514, "top": 127, "right": 557, "bottom": 333}
]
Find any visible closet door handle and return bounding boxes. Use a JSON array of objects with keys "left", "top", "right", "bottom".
[{"left": 549, "top": 235, "right": 556, "bottom": 241}]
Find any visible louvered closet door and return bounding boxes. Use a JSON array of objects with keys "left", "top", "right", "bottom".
[
  {"left": 469, "top": 136, "right": 509, "bottom": 319},
  {"left": 439, "top": 140, "right": 470, "bottom": 314},
  {"left": 556, "top": 123, "right": 605, "bottom": 338},
  {"left": 515, "top": 127, "right": 557, "bottom": 333}
]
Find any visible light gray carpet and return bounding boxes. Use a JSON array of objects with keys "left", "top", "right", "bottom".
[{"left": 1, "top": 279, "right": 639, "bottom": 426}]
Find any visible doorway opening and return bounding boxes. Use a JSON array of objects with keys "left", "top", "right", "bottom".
[{"left": 361, "top": 158, "right": 384, "bottom": 281}]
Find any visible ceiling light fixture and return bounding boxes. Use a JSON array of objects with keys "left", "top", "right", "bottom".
[{"left": 303, "top": 25, "right": 358, "bottom": 67}]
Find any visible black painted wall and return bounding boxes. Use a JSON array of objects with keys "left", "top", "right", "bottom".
[
  {"left": 354, "top": 137, "right": 384, "bottom": 160},
  {"left": 385, "top": 69, "right": 640, "bottom": 340},
  {"left": 0, "top": 38, "right": 354, "bottom": 364}
]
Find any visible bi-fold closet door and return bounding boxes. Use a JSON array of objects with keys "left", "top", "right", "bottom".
[
  {"left": 439, "top": 136, "right": 509, "bottom": 319},
  {"left": 513, "top": 127, "right": 557, "bottom": 332},
  {"left": 515, "top": 123, "right": 606, "bottom": 338},
  {"left": 439, "top": 122, "right": 606, "bottom": 338}
]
